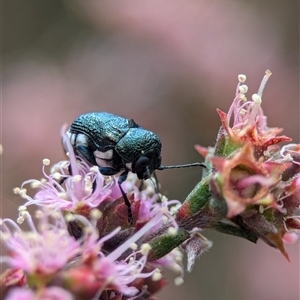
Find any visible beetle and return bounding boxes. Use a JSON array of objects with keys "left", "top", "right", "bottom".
[{"left": 65, "top": 112, "right": 205, "bottom": 224}]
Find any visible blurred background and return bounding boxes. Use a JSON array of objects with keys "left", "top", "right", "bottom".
[{"left": 2, "top": 1, "right": 299, "bottom": 299}]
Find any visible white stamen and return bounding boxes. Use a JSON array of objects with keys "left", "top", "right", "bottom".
[
  {"left": 252, "top": 94, "right": 262, "bottom": 105},
  {"left": 17, "top": 216, "right": 25, "bottom": 224},
  {"left": 238, "top": 85, "right": 248, "bottom": 94},
  {"left": 43, "top": 158, "right": 51, "bottom": 166},
  {"left": 161, "top": 196, "right": 168, "bottom": 203},
  {"left": 65, "top": 213, "right": 75, "bottom": 222},
  {"left": 152, "top": 269, "right": 162, "bottom": 281},
  {"left": 0, "top": 144, "right": 3, "bottom": 155},
  {"left": 90, "top": 166, "right": 98, "bottom": 173},
  {"left": 19, "top": 189, "right": 28, "bottom": 198},
  {"left": 72, "top": 175, "right": 82, "bottom": 182},
  {"left": 90, "top": 208, "right": 102, "bottom": 220},
  {"left": 239, "top": 109, "right": 247, "bottom": 116},
  {"left": 170, "top": 206, "right": 179, "bottom": 215},
  {"left": 40, "top": 178, "right": 47, "bottom": 184},
  {"left": 18, "top": 206, "right": 27, "bottom": 212},
  {"left": 13, "top": 187, "right": 20, "bottom": 194},
  {"left": 129, "top": 257, "right": 135, "bottom": 265},
  {"left": 30, "top": 181, "right": 42, "bottom": 188},
  {"left": 239, "top": 94, "right": 247, "bottom": 101},
  {"left": 168, "top": 227, "right": 178, "bottom": 236},
  {"left": 238, "top": 74, "right": 246, "bottom": 83},
  {"left": 174, "top": 277, "right": 184, "bottom": 286},
  {"left": 130, "top": 243, "right": 138, "bottom": 250},
  {"left": 53, "top": 172, "right": 62, "bottom": 180},
  {"left": 140, "top": 243, "right": 152, "bottom": 255},
  {"left": 85, "top": 187, "right": 92, "bottom": 194},
  {"left": 20, "top": 211, "right": 30, "bottom": 219},
  {"left": 171, "top": 263, "right": 183, "bottom": 273},
  {"left": 84, "top": 175, "right": 91, "bottom": 182}
]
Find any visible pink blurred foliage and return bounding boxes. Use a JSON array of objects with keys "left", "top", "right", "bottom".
[{"left": 76, "top": 0, "right": 297, "bottom": 113}]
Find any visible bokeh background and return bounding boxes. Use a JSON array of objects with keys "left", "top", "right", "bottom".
[{"left": 2, "top": 1, "right": 299, "bottom": 299}]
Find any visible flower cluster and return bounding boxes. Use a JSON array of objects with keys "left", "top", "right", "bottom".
[
  {"left": 1, "top": 71, "right": 299, "bottom": 299},
  {"left": 1, "top": 129, "right": 187, "bottom": 300},
  {"left": 177, "top": 70, "right": 300, "bottom": 261}
]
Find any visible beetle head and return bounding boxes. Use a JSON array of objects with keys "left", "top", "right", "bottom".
[
  {"left": 133, "top": 151, "right": 162, "bottom": 180},
  {"left": 116, "top": 128, "right": 162, "bottom": 179}
]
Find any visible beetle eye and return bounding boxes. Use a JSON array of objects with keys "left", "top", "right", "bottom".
[{"left": 135, "top": 156, "right": 150, "bottom": 179}]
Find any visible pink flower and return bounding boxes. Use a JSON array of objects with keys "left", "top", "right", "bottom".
[
  {"left": 0, "top": 209, "right": 81, "bottom": 277},
  {"left": 17, "top": 157, "right": 115, "bottom": 213},
  {"left": 5, "top": 286, "right": 73, "bottom": 300},
  {"left": 215, "top": 71, "right": 291, "bottom": 159},
  {"left": 209, "top": 141, "right": 290, "bottom": 217},
  {"left": 59, "top": 211, "right": 166, "bottom": 298},
  {"left": 1, "top": 202, "right": 172, "bottom": 298}
]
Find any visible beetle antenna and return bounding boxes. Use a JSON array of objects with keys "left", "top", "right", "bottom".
[{"left": 157, "top": 162, "right": 206, "bottom": 170}]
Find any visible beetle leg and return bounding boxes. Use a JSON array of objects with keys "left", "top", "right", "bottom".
[
  {"left": 99, "top": 166, "right": 118, "bottom": 176},
  {"left": 118, "top": 171, "right": 133, "bottom": 225},
  {"left": 58, "top": 164, "right": 72, "bottom": 186},
  {"left": 99, "top": 167, "right": 133, "bottom": 224},
  {"left": 76, "top": 145, "right": 98, "bottom": 165},
  {"left": 138, "top": 180, "right": 144, "bottom": 191}
]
